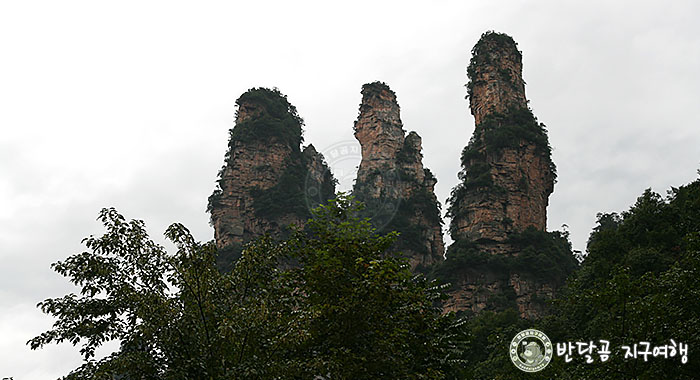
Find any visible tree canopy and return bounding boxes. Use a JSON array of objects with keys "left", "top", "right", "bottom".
[
  {"left": 31, "top": 173, "right": 700, "bottom": 379},
  {"left": 443, "top": 178, "right": 700, "bottom": 379},
  {"left": 30, "top": 195, "right": 459, "bottom": 379},
  {"left": 542, "top": 180, "right": 700, "bottom": 379}
]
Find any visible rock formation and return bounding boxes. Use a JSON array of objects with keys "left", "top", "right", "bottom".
[
  {"left": 208, "top": 88, "right": 336, "bottom": 271},
  {"left": 206, "top": 33, "right": 574, "bottom": 317},
  {"left": 449, "top": 32, "right": 555, "bottom": 245},
  {"left": 441, "top": 32, "right": 575, "bottom": 318},
  {"left": 352, "top": 82, "right": 444, "bottom": 270}
]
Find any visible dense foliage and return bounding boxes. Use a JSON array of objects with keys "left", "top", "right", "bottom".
[
  {"left": 541, "top": 179, "right": 700, "bottom": 379},
  {"left": 477, "top": 108, "right": 553, "bottom": 157},
  {"left": 439, "top": 177, "right": 700, "bottom": 379},
  {"left": 283, "top": 196, "right": 458, "bottom": 378},
  {"left": 30, "top": 176, "right": 700, "bottom": 378},
  {"left": 431, "top": 227, "right": 576, "bottom": 306},
  {"left": 31, "top": 196, "right": 459, "bottom": 379},
  {"left": 29, "top": 208, "right": 298, "bottom": 379},
  {"left": 214, "top": 241, "right": 242, "bottom": 273},
  {"left": 231, "top": 87, "right": 304, "bottom": 147}
]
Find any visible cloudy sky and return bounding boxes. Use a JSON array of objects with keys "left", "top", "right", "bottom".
[{"left": 2, "top": 1, "right": 699, "bottom": 378}]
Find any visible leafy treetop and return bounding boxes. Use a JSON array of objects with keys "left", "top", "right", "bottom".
[
  {"left": 231, "top": 87, "right": 304, "bottom": 147},
  {"left": 30, "top": 195, "right": 461, "bottom": 379}
]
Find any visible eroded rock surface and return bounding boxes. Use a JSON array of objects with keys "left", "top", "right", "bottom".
[
  {"left": 353, "top": 82, "right": 444, "bottom": 270},
  {"left": 208, "top": 88, "right": 335, "bottom": 271},
  {"left": 441, "top": 32, "right": 573, "bottom": 318}
]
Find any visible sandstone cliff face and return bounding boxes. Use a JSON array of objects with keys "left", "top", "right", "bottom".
[
  {"left": 442, "top": 272, "right": 555, "bottom": 319},
  {"left": 450, "top": 32, "right": 555, "bottom": 244},
  {"left": 353, "top": 82, "right": 444, "bottom": 270},
  {"left": 208, "top": 88, "right": 335, "bottom": 271},
  {"left": 210, "top": 138, "right": 293, "bottom": 247},
  {"left": 450, "top": 142, "right": 555, "bottom": 244},
  {"left": 442, "top": 32, "right": 571, "bottom": 318},
  {"left": 303, "top": 144, "right": 336, "bottom": 206},
  {"left": 467, "top": 33, "right": 527, "bottom": 126}
]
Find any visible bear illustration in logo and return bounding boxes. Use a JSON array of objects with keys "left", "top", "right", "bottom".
[{"left": 520, "top": 341, "right": 544, "bottom": 365}]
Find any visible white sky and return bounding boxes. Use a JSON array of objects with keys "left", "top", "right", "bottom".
[{"left": 1, "top": 1, "right": 699, "bottom": 378}]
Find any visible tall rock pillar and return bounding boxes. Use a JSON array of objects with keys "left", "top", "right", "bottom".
[
  {"left": 353, "top": 82, "right": 444, "bottom": 270},
  {"left": 448, "top": 32, "right": 555, "bottom": 246},
  {"left": 208, "top": 88, "right": 335, "bottom": 271},
  {"left": 440, "top": 32, "right": 575, "bottom": 319}
]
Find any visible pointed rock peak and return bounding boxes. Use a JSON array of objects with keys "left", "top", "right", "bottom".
[
  {"left": 356, "top": 82, "right": 402, "bottom": 130},
  {"left": 352, "top": 83, "right": 444, "bottom": 270},
  {"left": 303, "top": 144, "right": 318, "bottom": 156},
  {"left": 354, "top": 81, "right": 405, "bottom": 162},
  {"left": 439, "top": 32, "right": 572, "bottom": 319},
  {"left": 467, "top": 31, "right": 528, "bottom": 125},
  {"left": 449, "top": 32, "right": 553, "bottom": 244},
  {"left": 398, "top": 131, "right": 424, "bottom": 175},
  {"left": 404, "top": 131, "right": 422, "bottom": 152}
]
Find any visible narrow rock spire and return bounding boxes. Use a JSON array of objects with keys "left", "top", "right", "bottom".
[
  {"left": 353, "top": 82, "right": 444, "bottom": 270},
  {"left": 449, "top": 32, "right": 556, "bottom": 245},
  {"left": 441, "top": 32, "right": 573, "bottom": 319}
]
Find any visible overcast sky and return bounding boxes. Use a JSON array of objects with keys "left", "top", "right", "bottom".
[{"left": 2, "top": 1, "right": 699, "bottom": 378}]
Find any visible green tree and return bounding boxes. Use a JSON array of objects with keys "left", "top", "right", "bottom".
[
  {"left": 544, "top": 179, "right": 700, "bottom": 379},
  {"left": 30, "top": 196, "right": 458, "bottom": 379},
  {"left": 282, "top": 196, "right": 458, "bottom": 379},
  {"left": 438, "top": 178, "right": 700, "bottom": 379},
  {"left": 28, "top": 208, "right": 300, "bottom": 379}
]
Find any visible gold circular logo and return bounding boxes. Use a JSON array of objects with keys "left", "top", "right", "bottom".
[{"left": 510, "top": 329, "right": 553, "bottom": 372}]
